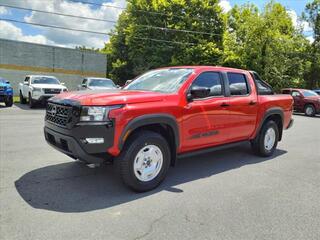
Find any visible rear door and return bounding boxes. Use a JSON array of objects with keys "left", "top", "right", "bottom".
[{"left": 224, "top": 72, "right": 258, "bottom": 142}]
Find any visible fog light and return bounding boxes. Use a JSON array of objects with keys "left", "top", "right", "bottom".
[{"left": 84, "top": 138, "right": 104, "bottom": 144}]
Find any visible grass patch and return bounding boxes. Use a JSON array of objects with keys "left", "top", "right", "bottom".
[{"left": 13, "top": 96, "right": 20, "bottom": 103}]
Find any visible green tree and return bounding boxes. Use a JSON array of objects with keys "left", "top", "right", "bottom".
[
  {"left": 104, "top": 0, "right": 225, "bottom": 84},
  {"left": 303, "top": 0, "right": 320, "bottom": 88},
  {"left": 223, "top": 2, "right": 309, "bottom": 90}
]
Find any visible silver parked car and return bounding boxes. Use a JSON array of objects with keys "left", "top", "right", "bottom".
[{"left": 78, "top": 77, "right": 117, "bottom": 90}]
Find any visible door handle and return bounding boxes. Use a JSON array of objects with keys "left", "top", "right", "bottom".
[
  {"left": 249, "top": 101, "right": 257, "bottom": 105},
  {"left": 220, "top": 102, "right": 230, "bottom": 107}
]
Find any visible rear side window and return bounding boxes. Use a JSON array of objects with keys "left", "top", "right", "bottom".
[
  {"left": 192, "top": 72, "right": 222, "bottom": 96},
  {"left": 282, "top": 90, "right": 291, "bottom": 94},
  {"left": 227, "top": 73, "right": 249, "bottom": 96}
]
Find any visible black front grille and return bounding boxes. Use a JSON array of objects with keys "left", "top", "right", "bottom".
[
  {"left": 44, "top": 88, "right": 61, "bottom": 94},
  {"left": 46, "top": 103, "right": 72, "bottom": 127}
]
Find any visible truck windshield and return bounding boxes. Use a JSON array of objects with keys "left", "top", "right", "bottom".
[
  {"left": 124, "top": 68, "right": 194, "bottom": 93},
  {"left": 89, "top": 79, "right": 115, "bottom": 87},
  {"left": 32, "top": 77, "right": 60, "bottom": 84},
  {"left": 302, "top": 90, "right": 318, "bottom": 97}
]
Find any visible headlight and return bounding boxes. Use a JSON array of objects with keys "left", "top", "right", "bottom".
[
  {"left": 80, "top": 107, "right": 110, "bottom": 122},
  {"left": 32, "top": 87, "right": 42, "bottom": 92},
  {"left": 80, "top": 106, "right": 122, "bottom": 122}
]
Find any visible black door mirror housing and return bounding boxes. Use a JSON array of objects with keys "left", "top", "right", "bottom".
[{"left": 188, "top": 86, "right": 210, "bottom": 101}]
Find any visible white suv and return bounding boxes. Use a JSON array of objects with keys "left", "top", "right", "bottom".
[{"left": 19, "top": 75, "right": 68, "bottom": 108}]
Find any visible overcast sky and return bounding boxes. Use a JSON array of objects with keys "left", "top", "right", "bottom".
[{"left": 0, "top": 0, "right": 314, "bottom": 49}]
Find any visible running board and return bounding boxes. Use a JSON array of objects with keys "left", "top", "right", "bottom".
[{"left": 178, "top": 140, "right": 249, "bottom": 159}]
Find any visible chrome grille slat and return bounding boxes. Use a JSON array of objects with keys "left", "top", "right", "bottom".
[
  {"left": 46, "top": 103, "right": 71, "bottom": 127},
  {"left": 44, "top": 88, "right": 61, "bottom": 94}
]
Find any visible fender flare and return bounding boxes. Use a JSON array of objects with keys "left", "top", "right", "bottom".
[
  {"left": 118, "top": 113, "right": 180, "bottom": 151},
  {"left": 255, "top": 107, "right": 284, "bottom": 140}
]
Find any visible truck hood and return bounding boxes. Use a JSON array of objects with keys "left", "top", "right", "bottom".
[
  {"left": 0, "top": 83, "right": 10, "bottom": 87},
  {"left": 51, "top": 89, "right": 166, "bottom": 105},
  {"left": 32, "top": 84, "right": 65, "bottom": 89}
]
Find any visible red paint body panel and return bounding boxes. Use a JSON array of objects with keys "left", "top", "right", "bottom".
[{"left": 53, "top": 66, "right": 294, "bottom": 157}]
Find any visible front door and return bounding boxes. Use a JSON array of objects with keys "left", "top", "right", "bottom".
[
  {"left": 181, "top": 72, "right": 230, "bottom": 152},
  {"left": 291, "top": 90, "right": 303, "bottom": 111}
]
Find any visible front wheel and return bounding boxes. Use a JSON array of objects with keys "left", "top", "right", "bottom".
[
  {"left": 19, "top": 91, "right": 26, "bottom": 104},
  {"left": 251, "top": 120, "right": 279, "bottom": 157},
  {"left": 117, "top": 130, "right": 171, "bottom": 192},
  {"left": 5, "top": 96, "right": 13, "bottom": 107},
  {"left": 29, "top": 93, "right": 35, "bottom": 108}
]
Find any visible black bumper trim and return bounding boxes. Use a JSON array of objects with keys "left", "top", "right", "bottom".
[
  {"left": 44, "top": 126, "right": 113, "bottom": 164},
  {"left": 286, "top": 118, "right": 294, "bottom": 129}
]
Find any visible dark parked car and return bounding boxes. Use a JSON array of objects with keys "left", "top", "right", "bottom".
[
  {"left": 78, "top": 77, "right": 117, "bottom": 90},
  {"left": 313, "top": 89, "right": 320, "bottom": 95},
  {"left": 282, "top": 88, "right": 320, "bottom": 116}
]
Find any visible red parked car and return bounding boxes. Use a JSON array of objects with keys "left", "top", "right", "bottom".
[
  {"left": 44, "top": 66, "right": 293, "bottom": 192},
  {"left": 282, "top": 88, "right": 320, "bottom": 116}
]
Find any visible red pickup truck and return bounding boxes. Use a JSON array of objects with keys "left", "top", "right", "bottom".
[{"left": 44, "top": 66, "right": 293, "bottom": 192}]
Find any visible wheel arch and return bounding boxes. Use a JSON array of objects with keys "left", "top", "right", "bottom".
[
  {"left": 118, "top": 114, "right": 180, "bottom": 166},
  {"left": 256, "top": 107, "right": 284, "bottom": 141}
]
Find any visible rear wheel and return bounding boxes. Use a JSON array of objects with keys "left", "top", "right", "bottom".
[
  {"left": 304, "top": 104, "right": 315, "bottom": 117},
  {"left": 19, "top": 91, "right": 26, "bottom": 104},
  {"left": 29, "top": 93, "right": 35, "bottom": 108},
  {"left": 117, "top": 130, "right": 170, "bottom": 192},
  {"left": 5, "top": 96, "right": 13, "bottom": 107},
  {"left": 251, "top": 120, "right": 279, "bottom": 157}
]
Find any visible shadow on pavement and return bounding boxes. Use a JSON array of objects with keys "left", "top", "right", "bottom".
[
  {"left": 14, "top": 103, "right": 46, "bottom": 110},
  {"left": 15, "top": 144, "right": 287, "bottom": 213},
  {"left": 293, "top": 112, "right": 320, "bottom": 118}
]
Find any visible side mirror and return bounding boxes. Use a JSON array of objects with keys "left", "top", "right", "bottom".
[
  {"left": 61, "top": 82, "right": 65, "bottom": 85},
  {"left": 6, "top": 81, "right": 10, "bottom": 84},
  {"left": 187, "top": 86, "right": 210, "bottom": 101}
]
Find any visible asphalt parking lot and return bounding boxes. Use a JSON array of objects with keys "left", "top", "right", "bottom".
[{"left": 0, "top": 103, "right": 319, "bottom": 240}]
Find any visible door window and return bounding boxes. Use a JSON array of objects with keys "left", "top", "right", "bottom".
[
  {"left": 191, "top": 72, "right": 223, "bottom": 97},
  {"left": 292, "top": 91, "right": 301, "bottom": 97},
  {"left": 227, "top": 73, "right": 249, "bottom": 96}
]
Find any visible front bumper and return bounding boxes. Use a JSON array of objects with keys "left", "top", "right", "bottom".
[
  {"left": 44, "top": 121, "right": 115, "bottom": 164},
  {"left": 0, "top": 94, "right": 12, "bottom": 102},
  {"left": 32, "top": 94, "right": 57, "bottom": 101}
]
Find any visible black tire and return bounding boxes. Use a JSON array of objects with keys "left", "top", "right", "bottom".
[
  {"left": 19, "top": 91, "right": 26, "bottom": 104},
  {"left": 28, "top": 93, "right": 35, "bottom": 108},
  {"left": 251, "top": 120, "right": 279, "bottom": 157},
  {"left": 117, "top": 130, "right": 171, "bottom": 192},
  {"left": 5, "top": 96, "right": 13, "bottom": 107},
  {"left": 304, "top": 104, "right": 315, "bottom": 117}
]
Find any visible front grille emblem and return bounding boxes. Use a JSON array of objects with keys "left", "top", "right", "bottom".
[{"left": 49, "top": 105, "right": 57, "bottom": 116}]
